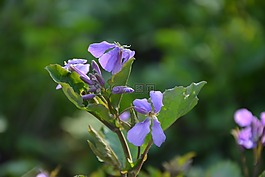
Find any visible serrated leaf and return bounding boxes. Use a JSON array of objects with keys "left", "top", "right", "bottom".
[
  {"left": 108, "top": 58, "right": 134, "bottom": 108},
  {"left": 87, "top": 126, "right": 121, "bottom": 169},
  {"left": 45, "top": 64, "right": 87, "bottom": 108},
  {"left": 159, "top": 81, "right": 206, "bottom": 130}
]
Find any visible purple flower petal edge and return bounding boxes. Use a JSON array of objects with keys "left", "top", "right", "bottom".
[
  {"left": 88, "top": 41, "right": 115, "bottom": 58},
  {"left": 151, "top": 118, "right": 166, "bottom": 147},
  {"left": 127, "top": 119, "right": 151, "bottom": 146},
  {"left": 150, "top": 91, "right": 163, "bottom": 113}
]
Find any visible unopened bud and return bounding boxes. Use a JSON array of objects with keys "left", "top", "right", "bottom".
[
  {"left": 80, "top": 75, "right": 94, "bottom": 85},
  {"left": 82, "top": 93, "right": 96, "bottom": 100},
  {"left": 112, "top": 86, "right": 134, "bottom": 94},
  {"left": 91, "top": 60, "right": 102, "bottom": 76},
  {"left": 95, "top": 73, "right": 105, "bottom": 87}
]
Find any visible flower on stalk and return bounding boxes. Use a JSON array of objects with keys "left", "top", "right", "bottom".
[
  {"left": 232, "top": 108, "right": 265, "bottom": 149},
  {"left": 56, "top": 59, "right": 90, "bottom": 90},
  {"left": 127, "top": 91, "right": 166, "bottom": 147},
  {"left": 88, "top": 41, "right": 135, "bottom": 74}
]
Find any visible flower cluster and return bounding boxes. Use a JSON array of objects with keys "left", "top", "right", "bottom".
[
  {"left": 233, "top": 108, "right": 265, "bottom": 149},
  {"left": 57, "top": 41, "right": 166, "bottom": 147},
  {"left": 57, "top": 41, "right": 135, "bottom": 100}
]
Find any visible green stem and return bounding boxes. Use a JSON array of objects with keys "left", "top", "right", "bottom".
[
  {"left": 239, "top": 146, "right": 249, "bottom": 177},
  {"left": 115, "top": 128, "right": 132, "bottom": 163},
  {"left": 131, "top": 141, "right": 153, "bottom": 177}
]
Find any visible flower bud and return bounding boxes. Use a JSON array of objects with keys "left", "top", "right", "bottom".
[
  {"left": 80, "top": 75, "right": 94, "bottom": 85},
  {"left": 91, "top": 60, "right": 102, "bottom": 76},
  {"left": 112, "top": 86, "right": 134, "bottom": 94},
  {"left": 94, "top": 73, "right": 105, "bottom": 87},
  {"left": 82, "top": 93, "right": 96, "bottom": 100}
]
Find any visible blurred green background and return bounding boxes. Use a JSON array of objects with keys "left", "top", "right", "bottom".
[{"left": 1, "top": 0, "right": 265, "bottom": 176}]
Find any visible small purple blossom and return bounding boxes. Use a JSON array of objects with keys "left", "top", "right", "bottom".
[
  {"left": 56, "top": 59, "right": 90, "bottom": 89},
  {"left": 120, "top": 111, "right": 130, "bottom": 122},
  {"left": 233, "top": 108, "right": 265, "bottom": 149},
  {"left": 127, "top": 91, "right": 166, "bottom": 147},
  {"left": 112, "top": 86, "right": 134, "bottom": 94},
  {"left": 88, "top": 41, "right": 135, "bottom": 74},
  {"left": 36, "top": 172, "right": 49, "bottom": 177}
]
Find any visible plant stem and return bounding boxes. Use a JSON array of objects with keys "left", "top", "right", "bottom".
[
  {"left": 115, "top": 129, "right": 132, "bottom": 162},
  {"left": 132, "top": 141, "right": 153, "bottom": 177},
  {"left": 239, "top": 146, "right": 249, "bottom": 177}
]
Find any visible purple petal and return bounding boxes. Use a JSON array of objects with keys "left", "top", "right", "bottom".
[
  {"left": 120, "top": 111, "right": 130, "bottom": 122},
  {"left": 112, "top": 55, "right": 123, "bottom": 74},
  {"left": 260, "top": 112, "right": 265, "bottom": 125},
  {"left": 75, "top": 64, "right": 90, "bottom": 74},
  {"left": 251, "top": 117, "right": 263, "bottom": 140},
  {"left": 99, "top": 47, "right": 120, "bottom": 73},
  {"left": 127, "top": 118, "right": 151, "bottom": 146},
  {"left": 237, "top": 127, "right": 255, "bottom": 149},
  {"left": 150, "top": 91, "right": 163, "bottom": 113},
  {"left": 67, "top": 59, "right": 87, "bottom": 65},
  {"left": 151, "top": 118, "right": 166, "bottom": 147},
  {"left": 133, "top": 98, "right": 152, "bottom": 114},
  {"left": 56, "top": 84, "right": 62, "bottom": 90},
  {"left": 122, "top": 48, "right": 135, "bottom": 63},
  {"left": 88, "top": 41, "right": 115, "bottom": 58},
  {"left": 234, "top": 108, "right": 253, "bottom": 127}
]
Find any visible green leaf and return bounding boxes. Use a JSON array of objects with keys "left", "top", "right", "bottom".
[
  {"left": 45, "top": 64, "right": 88, "bottom": 108},
  {"left": 159, "top": 81, "right": 206, "bottom": 130},
  {"left": 87, "top": 126, "right": 121, "bottom": 169},
  {"left": 108, "top": 58, "right": 135, "bottom": 108},
  {"left": 86, "top": 103, "right": 115, "bottom": 127},
  {"left": 45, "top": 64, "right": 87, "bottom": 93}
]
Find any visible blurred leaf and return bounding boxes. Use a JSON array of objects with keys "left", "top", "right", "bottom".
[
  {"left": 87, "top": 126, "right": 121, "bottom": 170},
  {"left": 159, "top": 81, "right": 206, "bottom": 130},
  {"left": 145, "top": 166, "right": 170, "bottom": 177},
  {"left": 259, "top": 171, "right": 265, "bottom": 177},
  {"left": 45, "top": 64, "right": 87, "bottom": 109},
  {"left": 108, "top": 58, "right": 135, "bottom": 109},
  {"left": 205, "top": 161, "right": 241, "bottom": 177},
  {"left": 163, "top": 152, "right": 196, "bottom": 176}
]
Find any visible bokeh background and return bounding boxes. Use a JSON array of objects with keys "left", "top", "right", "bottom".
[{"left": 1, "top": 0, "right": 265, "bottom": 176}]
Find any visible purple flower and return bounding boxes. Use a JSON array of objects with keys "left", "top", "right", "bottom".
[
  {"left": 233, "top": 108, "right": 265, "bottom": 149},
  {"left": 56, "top": 59, "right": 90, "bottom": 89},
  {"left": 88, "top": 41, "right": 135, "bottom": 74},
  {"left": 127, "top": 91, "right": 166, "bottom": 147}
]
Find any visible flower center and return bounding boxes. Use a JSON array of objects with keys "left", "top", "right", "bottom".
[{"left": 148, "top": 111, "right": 157, "bottom": 118}]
